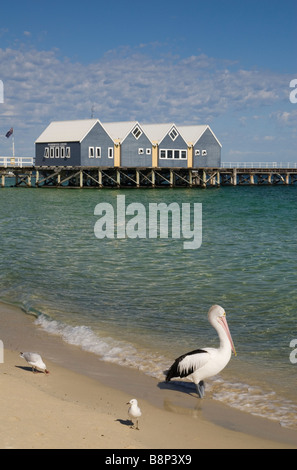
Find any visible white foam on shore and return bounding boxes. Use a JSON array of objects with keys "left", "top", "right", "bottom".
[
  {"left": 211, "top": 378, "right": 297, "bottom": 430},
  {"left": 34, "top": 314, "right": 168, "bottom": 380},
  {"left": 34, "top": 313, "right": 297, "bottom": 431}
]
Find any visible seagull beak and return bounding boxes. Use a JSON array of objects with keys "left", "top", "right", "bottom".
[{"left": 219, "top": 315, "right": 237, "bottom": 356}]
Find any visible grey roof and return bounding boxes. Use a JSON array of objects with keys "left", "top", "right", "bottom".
[
  {"left": 35, "top": 119, "right": 222, "bottom": 147},
  {"left": 35, "top": 119, "right": 99, "bottom": 143},
  {"left": 141, "top": 123, "right": 176, "bottom": 143},
  {"left": 102, "top": 121, "right": 139, "bottom": 142},
  {"left": 178, "top": 125, "right": 222, "bottom": 147}
]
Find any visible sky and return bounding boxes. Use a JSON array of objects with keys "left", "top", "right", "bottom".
[{"left": 0, "top": 0, "right": 296, "bottom": 162}]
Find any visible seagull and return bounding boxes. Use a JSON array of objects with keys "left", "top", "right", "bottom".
[
  {"left": 127, "top": 398, "right": 142, "bottom": 430},
  {"left": 20, "top": 352, "right": 50, "bottom": 374},
  {"left": 165, "top": 305, "right": 236, "bottom": 398}
]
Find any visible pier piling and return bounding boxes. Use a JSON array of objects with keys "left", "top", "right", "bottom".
[{"left": 1, "top": 166, "right": 297, "bottom": 188}]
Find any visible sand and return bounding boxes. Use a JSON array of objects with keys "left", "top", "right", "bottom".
[{"left": 0, "top": 302, "right": 296, "bottom": 449}]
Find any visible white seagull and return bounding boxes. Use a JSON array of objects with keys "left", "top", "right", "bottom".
[
  {"left": 20, "top": 352, "right": 50, "bottom": 374},
  {"left": 127, "top": 398, "right": 142, "bottom": 430},
  {"left": 165, "top": 305, "right": 236, "bottom": 398}
]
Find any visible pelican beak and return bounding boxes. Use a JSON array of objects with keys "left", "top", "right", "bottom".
[{"left": 219, "top": 314, "right": 237, "bottom": 356}]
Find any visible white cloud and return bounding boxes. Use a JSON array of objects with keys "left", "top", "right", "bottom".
[
  {"left": 272, "top": 109, "right": 297, "bottom": 125},
  {"left": 0, "top": 45, "right": 295, "bottom": 157}
]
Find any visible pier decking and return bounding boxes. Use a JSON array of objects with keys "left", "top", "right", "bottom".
[{"left": 1, "top": 165, "right": 297, "bottom": 188}]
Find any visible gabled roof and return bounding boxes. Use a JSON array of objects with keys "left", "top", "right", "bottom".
[
  {"left": 35, "top": 119, "right": 99, "bottom": 143},
  {"left": 102, "top": 121, "right": 139, "bottom": 142},
  {"left": 141, "top": 123, "right": 176, "bottom": 144},
  {"left": 178, "top": 125, "right": 222, "bottom": 147},
  {"left": 35, "top": 119, "right": 222, "bottom": 148}
]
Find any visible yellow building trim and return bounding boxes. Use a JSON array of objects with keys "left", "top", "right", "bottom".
[
  {"left": 114, "top": 140, "right": 121, "bottom": 167},
  {"left": 187, "top": 144, "right": 193, "bottom": 168},
  {"left": 152, "top": 142, "right": 158, "bottom": 167}
]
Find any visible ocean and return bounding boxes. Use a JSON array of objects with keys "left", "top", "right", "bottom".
[{"left": 0, "top": 184, "right": 297, "bottom": 429}]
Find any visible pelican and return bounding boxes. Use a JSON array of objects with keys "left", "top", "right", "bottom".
[
  {"left": 127, "top": 399, "right": 142, "bottom": 430},
  {"left": 20, "top": 352, "right": 50, "bottom": 374},
  {"left": 165, "top": 305, "right": 236, "bottom": 398}
]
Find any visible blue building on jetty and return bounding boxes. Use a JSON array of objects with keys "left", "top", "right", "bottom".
[{"left": 35, "top": 119, "right": 222, "bottom": 168}]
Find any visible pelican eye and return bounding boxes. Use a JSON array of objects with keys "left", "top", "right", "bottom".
[{"left": 217, "top": 312, "right": 226, "bottom": 322}]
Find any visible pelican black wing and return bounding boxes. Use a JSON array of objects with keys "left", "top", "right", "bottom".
[{"left": 165, "top": 349, "right": 208, "bottom": 381}]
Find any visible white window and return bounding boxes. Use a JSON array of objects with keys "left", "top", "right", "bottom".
[
  {"left": 96, "top": 147, "right": 101, "bottom": 158},
  {"left": 89, "top": 147, "right": 94, "bottom": 158},
  {"left": 55, "top": 147, "right": 59, "bottom": 158},
  {"left": 132, "top": 126, "right": 142, "bottom": 139},
  {"left": 202, "top": 149, "right": 207, "bottom": 156},
  {"left": 50, "top": 147, "right": 54, "bottom": 158},
  {"left": 146, "top": 148, "right": 151, "bottom": 155},
  {"left": 108, "top": 147, "right": 113, "bottom": 158},
  {"left": 169, "top": 127, "right": 178, "bottom": 141},
  {"left": 60, "top": 146, "right": 65, "bottom": 158},
  {"left": 66, "top": 147, "right": 71, "bottom": 158},
  {"left": 44, "top": 147, "right": 49, "bottom": 158},
  {"left": 138, "top": 148, "right": 144, "bottom": 155},
  {"left": 195, "top": 149, "right": 200, "bottom": 156},
  {"left": 159, "top": 148, "right": 187, "bottom": 159}
]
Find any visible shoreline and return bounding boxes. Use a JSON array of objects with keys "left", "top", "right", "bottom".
[{"left": 0, "top": 301, "right": 296, "bottom": 449}]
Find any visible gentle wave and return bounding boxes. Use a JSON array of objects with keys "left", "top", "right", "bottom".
[
  {"left": 34, "top": 314, "right": 169, "bottom": 379},
  {"left": 34, "top": 313, "right": 297, "bottom": 430},
  {"left": 211, "top": 378, "right": 297, "bottom": 430}
]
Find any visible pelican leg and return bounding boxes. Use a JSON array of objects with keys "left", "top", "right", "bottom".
[{"left": 195, "top": 381, "right": 205, "bottom": 398}]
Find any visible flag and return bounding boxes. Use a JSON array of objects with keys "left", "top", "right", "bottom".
[{"left": 5, "top": 127, "right": 13, "bottom": 138}]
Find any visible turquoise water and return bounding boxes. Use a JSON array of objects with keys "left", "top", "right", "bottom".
[{"left": 0, "top": 185, "right": 297, "bottom": 428}]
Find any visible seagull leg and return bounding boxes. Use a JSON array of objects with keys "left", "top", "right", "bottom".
[
  {"left": 195, "top": 381, "right": 205, "bottom": 398},
  {"left": 136, "top": 420, "right": 139, "bottom": 430}
]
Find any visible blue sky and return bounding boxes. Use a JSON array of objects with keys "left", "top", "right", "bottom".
[{"left": 0, "top": 0, "right": 296, "bottom": 162}]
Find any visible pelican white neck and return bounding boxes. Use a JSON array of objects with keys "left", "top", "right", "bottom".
[{"left": 208, "top": 305, "right": 237, "bottom": 356}]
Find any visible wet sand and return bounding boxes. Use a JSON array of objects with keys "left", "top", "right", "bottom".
[{"left": 0, "top": 301, "right": 296, "bottom": 449}]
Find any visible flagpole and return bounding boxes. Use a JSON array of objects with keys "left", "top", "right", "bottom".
[{"left": 12, "top": 135, "right": 15, "bottom": 159}]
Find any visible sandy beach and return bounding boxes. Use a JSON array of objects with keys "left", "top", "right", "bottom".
[{"left": 0, "top": 302, "right": 296, "bottom": 450}]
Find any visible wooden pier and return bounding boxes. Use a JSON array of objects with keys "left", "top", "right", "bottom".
[{"left": 1, "top": 166, "right": 297, "bottom": 188}]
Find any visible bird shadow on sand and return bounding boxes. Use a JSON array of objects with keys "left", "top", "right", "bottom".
[
  {"left": 158, "top": 380, "right": 198, "bottom": 398},
  {"left": 115, "top": 418, "right": 134, "bottom": 427},
  {"left": 158, "top": 381, "right": 204, "bottom": 415},
  {"left": 15, "top": 365, "right": 44, "bottom": 374}
]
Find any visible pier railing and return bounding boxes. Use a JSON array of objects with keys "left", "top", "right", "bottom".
[
  {"left": 221, "top": 162, "right": 297, "bottom": 169},
  {"left": 0, "top": 156, "right": 34, "bottom": 168},
  {"left": 1, "top": 158, "right": 295, "bottom": 170}
]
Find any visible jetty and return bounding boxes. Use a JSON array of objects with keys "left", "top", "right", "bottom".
[{"left": 0, "top": 160, "right": 297, "bottom": 188}]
